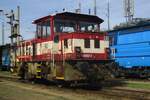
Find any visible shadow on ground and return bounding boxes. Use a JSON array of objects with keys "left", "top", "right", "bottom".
[
  {"left": 0, "top": 71, "right": 127, "bottom": 91},
  {"left": 31, "top": 78, "right": 127, "bottom": 91}
]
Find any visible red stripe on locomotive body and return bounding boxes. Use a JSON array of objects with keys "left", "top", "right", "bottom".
[
  {"left": 23, "top": 33, "right": 104, "bottom": 44},
  {"left": 18, "top": 32, "right": 104, "bottom": 45},
  {"left": 64, "top": 53, "right": 108, "bottom": 61},
  {"left": 32, "top": 38, "right": 52, "bottom": 43},
  {"left": 17, "top": 56, "right": 32, "bottom": 62},
  {"left": 17, "top": 53, "right": 108, "bottom": 62},
  {"left": 60, "top": 33, "right": 104, "bottom": 40}
]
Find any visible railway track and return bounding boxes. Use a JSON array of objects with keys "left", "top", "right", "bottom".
[
  {"left": 100, "top": 88, "right": 150, "bottom": 100},
  {"left": 0, "top": 74, "right": 150, "bottom": 100}
]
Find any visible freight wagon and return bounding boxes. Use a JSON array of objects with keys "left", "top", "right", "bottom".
[
  {"left": 109, "top": 23, "right": 150, "bottom": 78},
  {"left": 0, "top": 44, "right": 11, "bottom": 70}
]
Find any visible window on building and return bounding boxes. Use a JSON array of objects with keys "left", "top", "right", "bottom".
[
  {"left": 84, "top": 39, "right": 90, "bottom": 48},
  {"left": 94, "top": 39, "right": 100, "bottom": 48}
]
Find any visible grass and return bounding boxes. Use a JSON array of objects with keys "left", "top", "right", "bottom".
[
  {"left": 0, "top": 71, "right": 12, "bottom": 77},
  {"left": 125, "top": 81, "right": 150, "bottom": 90},
  {"left": 0, "top": 83, "right": 69, "bottom": 100}
]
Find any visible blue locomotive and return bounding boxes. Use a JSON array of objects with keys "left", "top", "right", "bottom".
[
  {"left": 0, "top": 44, "right": 11, "bottom": 70},
  {"left": 109, "top": 23, "right": 150, "bottom": 78}
]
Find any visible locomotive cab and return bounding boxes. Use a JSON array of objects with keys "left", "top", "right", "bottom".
[{"left": 33, "top": 12, "right": 109, "bottom": 61}]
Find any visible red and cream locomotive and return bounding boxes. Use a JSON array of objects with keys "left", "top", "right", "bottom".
[{"left": 15, "top": 12, "right": 113, "bottom": 83}]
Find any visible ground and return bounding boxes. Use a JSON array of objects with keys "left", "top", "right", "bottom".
[
  {"left": 0, "top": 71, "right": 114, "bottom": 100},
  {"left": 0, "top": 79, "right": 112, "bottom": 100},
  {"left": 0, "top": 71, "right": 150, "bottom": 100}
]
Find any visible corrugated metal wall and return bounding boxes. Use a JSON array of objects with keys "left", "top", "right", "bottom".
[{"left": 109, "top": 25, "right": 150, "bottom": 68}]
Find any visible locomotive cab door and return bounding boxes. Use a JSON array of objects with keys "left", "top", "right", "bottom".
[{"left": 51, "top": 35, "right": 64, "bottom": 79}]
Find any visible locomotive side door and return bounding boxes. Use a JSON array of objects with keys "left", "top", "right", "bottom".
[{"left": 51, "top": 35, "right": 63, "bottom": 78}]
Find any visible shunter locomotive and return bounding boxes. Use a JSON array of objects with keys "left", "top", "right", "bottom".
[{"left": 14, "top": 12, "right": 115, "bottom": 83}]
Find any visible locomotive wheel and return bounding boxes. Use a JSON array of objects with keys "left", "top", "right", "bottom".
[
  {"left": 97, "top": 64, "right": 112, "bottom": 79},
  {"left": 24, "top": 71, "right": 29, "bottom": 80},
  {"left": 75, "top": 62, "right": 89, "bottom": 77},
  {"left": 90, "top": 64, "right": 104, "bottom": 81},
  {"left": 18, "top": 63, "right": 29, "bottom": 80},
  {"left": 75, "top": 62, "right": 104, "bottom": 82}
]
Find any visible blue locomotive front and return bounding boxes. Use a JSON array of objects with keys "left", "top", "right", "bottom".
[
  {"left": 0, "top": 44, "right": 11, "bottom": 70},
  {"left": 109, "top": 23, "right": 150, "bottom": 78}
]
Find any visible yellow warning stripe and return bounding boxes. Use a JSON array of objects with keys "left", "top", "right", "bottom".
[
  {"left": 56, "top": 77, "right": 64, "bottom": 80},
  {"left": 36, "top": 76, "right": 42, "bottom": 79},
  {"left": 36, "top": 70, "right": 41, "bottom": 72}
]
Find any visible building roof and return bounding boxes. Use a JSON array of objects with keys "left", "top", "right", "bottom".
[{"left": 33, "top": 12, "right": 104, "bottom": 24}]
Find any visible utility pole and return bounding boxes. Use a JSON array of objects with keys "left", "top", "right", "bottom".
[
  {"left": 7, "top": 6, "right": 20, "bottom": 45},
  {"left": 16, "top": 6, "right": 20, "bottom": 45},
  {"left": 79, "top": 1, "right": 81, "bottom": 13},
  {"left": 75, "top": 1, "right": 81, "bottom": 13},
  {"left": 2, "top": 22, "right": 4, "bottom": 45},
  {"left": 88, "top": 9, "right": 91, "bottom": 15},
  {"left": 94, "top": 0, "right": 97, "bottom": 15},
  {"left": 8, "top": 9, "right": 15, "bottom": 45},
  {"left": 107, "top": 0, "right": 110, "bottom": 30},
  {"left": 124, "top": 0, "right": 134, "bottom": 22},
  {"left": 0, "top": 10, "right": 5, "bottom": 45},
  {"left": 5, "top": 6, "right": 21, "bottom": 73},
  {"left": 0, "top": 6, "right": 21, "bottom": 72}
]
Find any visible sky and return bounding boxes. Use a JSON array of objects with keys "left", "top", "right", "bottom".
[{"left": 0, "top": 0, "right": 149, "bottom": 44}]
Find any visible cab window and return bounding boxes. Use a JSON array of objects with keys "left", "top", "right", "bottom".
[
  {"left": 36, "top": 20, "right": 51, "bottom": 38},
  {"left": 79, "top": 22, "right": 99, "bottom": 32},
  {"left": 54, "top": 20, "right": 76, "bottom": 33}
]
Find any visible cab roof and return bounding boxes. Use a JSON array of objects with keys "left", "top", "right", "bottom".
[{"left": 33, "top": 12, "right": 104, "bottom": 24}]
